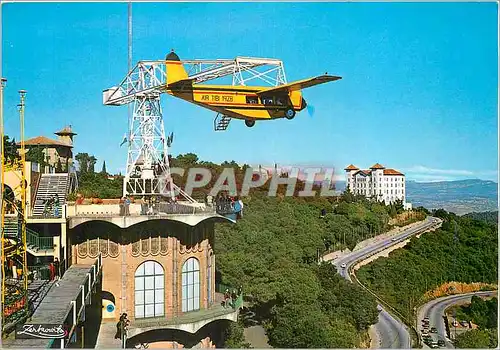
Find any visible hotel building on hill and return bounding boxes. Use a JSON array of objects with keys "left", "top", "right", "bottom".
[{"left": 344, "top": 163, "right": 411, "bottom": 209}]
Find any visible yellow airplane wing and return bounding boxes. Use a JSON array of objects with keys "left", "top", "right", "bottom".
[{"left": 256, "top": 75, "right": 341, "bottom": 95}]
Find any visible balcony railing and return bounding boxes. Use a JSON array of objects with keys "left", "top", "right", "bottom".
[
  {"left": 27, "top": 229, "right": 54, "bottom": 250},
  {"left": 67, "top": 202, "right": 221, "bottom": 217}
]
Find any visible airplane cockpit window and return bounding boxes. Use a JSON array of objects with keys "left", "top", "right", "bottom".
[
  {"left": 276, "top": 98, "right": 284, "bottom": 105},
  {"left": 262, "top": 97, "right": 273, "bottom": 105},
  {"left": 246, "top": 96, "right": 258, "bottom": 104}
]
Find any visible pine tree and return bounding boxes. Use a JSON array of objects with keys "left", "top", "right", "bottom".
[{"left": 101, "top": 160, "right": 107, "bottom": 175}]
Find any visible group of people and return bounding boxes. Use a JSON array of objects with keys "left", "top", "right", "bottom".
[
  {"left": 114, "top": 313, "right": 130, "bottom": 342},
  {"left": 223, "top": 286, "right": 242, "bottom": 309},
  {"left": 141, "top": 196, "right": 159, "bottom": 215},
  {"left": 43, "top": 194, "right": 60, "bottom": 217},
  {"left": 119, "top": 196, "right": 132, "bottom": 216},
  {"left": 28, "top": 257, "right": 61, "bottom": 282},
  {"left": 214, "top": 194, "right": 244, "bottom": 219}
]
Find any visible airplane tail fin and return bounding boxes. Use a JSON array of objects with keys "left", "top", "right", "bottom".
[{"left": 165, "top": 50, "right": 188, "bottom": 85}]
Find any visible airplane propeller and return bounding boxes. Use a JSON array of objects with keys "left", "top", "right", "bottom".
[{"left": 306, "top": 104, "right": 316, "bottom": 118}]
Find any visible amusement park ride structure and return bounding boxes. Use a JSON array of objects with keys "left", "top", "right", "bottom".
[
  {"left": 103, "top": 54, "right": 338, "bottom": 198},
  {"left": 1, "top": 85, "right": 29, "bottom": 333},
  {"left": 103, "top": 55, "right": 290, "bottom": 198}
]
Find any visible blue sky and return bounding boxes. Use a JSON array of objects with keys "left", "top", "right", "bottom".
[{"left": 2, "top": 2, "right": 498, "bottom": 182}]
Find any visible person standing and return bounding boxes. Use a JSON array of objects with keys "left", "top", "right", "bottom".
[
  {"left": 115, "top": 314, "right": 125, "bottom": 339},
  {"left": 233, "top": 197, "right": 241, "bottom": 220},
  {"left": 49, "top": 262, "right": 55, "bottom": 281},
  {"left": 54, "top": 194, "right": 60, "bottom": 217},
  {"left": 54, "top": 257, "right": 61, "bottom": 280},
  {"left": 43, "top": 199, "right": 50, "bottom": 217},
  {"left": 223, "top": 289, "right": 230, "bottom": 308},
  {"left": 124, "top": 196, "right": 131, "bottom": 216}
]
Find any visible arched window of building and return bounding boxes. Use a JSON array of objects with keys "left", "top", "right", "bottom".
[
  {"left": 135, "top": 261, "right": 164, "bottom": 319},
  {"left": 207, "top": 252, "right": 213, "bottom": 305},
  {"left": 182, "top": 257, "right": 200, "bottom": 312}
]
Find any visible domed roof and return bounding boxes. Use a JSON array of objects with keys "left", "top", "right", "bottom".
[{"left": 165, "top": 50, "right": 180, "bottom": 61}]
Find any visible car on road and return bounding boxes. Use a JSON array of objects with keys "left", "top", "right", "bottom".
[
  {"left": 460, "top": 321, "right": 470, "bottom": 328},
  {"left": 422, "top": 336, "right": 433, "bottom": 345},
  {"left": 437, "top": 340, "right": 445, "bottom": 347},
  {"left": 391, "top": 237, "right": 397, "bottom": 241},
  {"left": 430, "top": 341, "right": 439, "bottom": 348},
  {"left": 340, "top": 263, "right": 347, "bottom": 269},
  {"left": 430, "top": 327, "right": 437, "bottom": 333}
]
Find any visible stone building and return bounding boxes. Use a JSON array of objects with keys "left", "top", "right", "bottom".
[
  {"left": 68, "top": 212, "right": 237, "bottom": 348},
  {"left": 20, "top": 125, "right": 76, "bottom": 168},
  {"left": 345, "top": 163, "right": 411, "bottom": 209}
]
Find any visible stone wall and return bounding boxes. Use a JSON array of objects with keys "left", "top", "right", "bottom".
[{"left": 71, "top": 220, "right": 216, "bottom": 322}]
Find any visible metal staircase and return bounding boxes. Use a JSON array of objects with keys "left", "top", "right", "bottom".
[
  {"left": 214, "top": 114, "right": 231, "bottom": 131},
  {"left": 32, "top": 173, "right": 69, "bottom": 217},
  {"left": 3, "top": 217, "right": 19, "bottom": 238}
]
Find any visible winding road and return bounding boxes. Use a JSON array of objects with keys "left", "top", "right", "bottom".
[
  {"left": 417, "top": 291, "right": 498, "bottom": 349},
  {"left": 332, "top": 216, "right": 442, "bottom": 349}
]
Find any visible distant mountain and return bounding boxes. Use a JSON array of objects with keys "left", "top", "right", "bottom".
[{"left": 333, "top": 179, "right": 498, "bottom": 215}]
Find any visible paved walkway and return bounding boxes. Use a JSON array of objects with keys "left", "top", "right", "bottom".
[
  {"left": 95, "top": 322, "right": 122, "bottom": 348},
  {"left": 3, "top": 264, "right": 95, "bottom": 348}
]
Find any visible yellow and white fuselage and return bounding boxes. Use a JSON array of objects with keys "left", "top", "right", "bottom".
[{"left": 163, "top": 51, "right": 340, "bottom": 125}]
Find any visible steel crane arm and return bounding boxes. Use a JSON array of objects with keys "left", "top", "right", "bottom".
[{"left": 103, "top": 57, "right": 288, "bottom": 106}]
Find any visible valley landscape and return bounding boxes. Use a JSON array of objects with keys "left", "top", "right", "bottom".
[{"left": 335, "top": 179, "right": 498, "bottom": 215}]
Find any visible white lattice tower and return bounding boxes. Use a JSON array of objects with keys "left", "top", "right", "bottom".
[
  {"left": 124, "top": 93, "right": 174, "bottom": 198},
  {"left": 103, "top": 55, "right": 287, "bottom": 199}
]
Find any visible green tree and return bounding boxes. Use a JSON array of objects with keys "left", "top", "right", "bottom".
[
  {"left": 25, "top": 146, "right": 47, "bottom": 167},
  {"left": 3, "top": 136, "right": 19, "bottom": 163},
  {"left": 75, "top": 152, "right": 90, "bottom": 173},
  {"left": 455, "top": 329, "right": 497, "bottom": 349},
  {"left": 267, "top": 303, "right": 341, "bottom": 348},
  {"left": 101, "top": 161, "right": 107, "bottom": 175},
  {"left": 88, "top": 155, "right": 97, "bottom": 173},
  {"left": 55, "top": 159, "right": 63, "bottom": 173},
  {"left": 223, "top": 320, "right": 251, "bottom": 348},
  {"left": 75, "top": 153, "right": 97, "bottom": 173}
]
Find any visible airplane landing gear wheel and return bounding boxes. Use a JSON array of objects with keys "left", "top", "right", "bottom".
[
  {"left": 245, "top": 120, "right": 255, "bottom": 127},
  {"left": 285, "top": 109, "right": 296, "bottom": 120}
]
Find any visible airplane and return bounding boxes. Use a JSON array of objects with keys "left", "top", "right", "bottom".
[{"left": 162, "top": 51, "right": 342, "bottom": 128}]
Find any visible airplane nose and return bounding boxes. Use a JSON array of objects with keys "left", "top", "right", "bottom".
[{"left": 301, "top": 97, "right": 307, "bottom": 110}]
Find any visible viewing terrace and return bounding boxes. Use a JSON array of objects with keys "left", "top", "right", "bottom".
[
  {"left": 66, "top": 200, "right": 236, "bottom": 229},
  {"left": 96, "top": 287, "right": 243, "bottom": 348}
]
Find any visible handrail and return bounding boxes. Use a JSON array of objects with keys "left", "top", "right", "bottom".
[{"left": 26, "top": 228, "right": 54, "bottom": 250}]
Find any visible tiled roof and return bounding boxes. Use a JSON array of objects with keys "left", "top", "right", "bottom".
[
  {"left": 344, "top": 164, "right": 359, "bottom": 171},
  {"left": 55, "top": 125, "right": 77, "bottom": 135},
  {"left": 370, "top": 163, "right": 385, "bottom": 169},
  {"left": 354, "top": 169, "right": 371, "bottom": 176},
  {"left": 19, "top": 136, "right": 73, "bottom": 148},
  {"left": 384, "top": 169, "right": 404, "bottom": 176}
]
